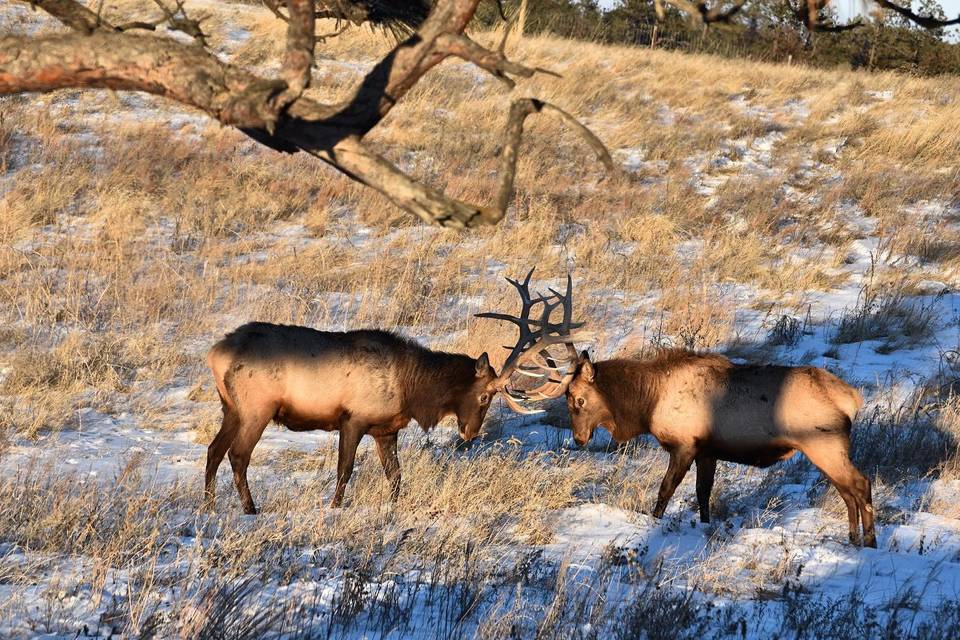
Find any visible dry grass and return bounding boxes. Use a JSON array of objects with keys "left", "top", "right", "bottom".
[{"left": 2, "top": 3, "right": 960, "bottom": 636}]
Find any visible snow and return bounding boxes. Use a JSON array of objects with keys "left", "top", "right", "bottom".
[{"left": 3, "top": 7, "right": 960, "bottom": 637}]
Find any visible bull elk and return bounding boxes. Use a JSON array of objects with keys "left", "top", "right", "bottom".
[
  {"left": 205, "top": 323, "right": 500, "bottom": 513},
  {"left": 479, "top": 276, "right": 876, "bottom": 548}
]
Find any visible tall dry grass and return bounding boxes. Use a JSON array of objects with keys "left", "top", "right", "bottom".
[{"left": 2, "top": 4, "right": 960, "bottom": 635}]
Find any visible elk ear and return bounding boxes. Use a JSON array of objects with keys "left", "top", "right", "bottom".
[
  {"left": 581, "top": 358, "right": 595, "bottom": 383},
  {"left": 475, "top": 352, "right": 490, "bottom": 377}
]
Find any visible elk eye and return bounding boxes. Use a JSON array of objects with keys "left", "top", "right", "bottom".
[
  {"left": 480, "top": 393, "right": 490, "bottom": 405},
  {"left": 576, "top": 397, "right": 586, "bottom": 408}
]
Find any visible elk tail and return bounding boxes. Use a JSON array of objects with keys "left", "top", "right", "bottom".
[
  {"left": 206, "top": 340, "right": 234, "bottom": 409},
  {"left": 837, "top": 384, "right": 865, "bottom": 422}
]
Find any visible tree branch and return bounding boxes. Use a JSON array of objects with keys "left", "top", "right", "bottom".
[
  {"left": 312, "top": 98, "right": 614, "bottom": 228},
  {"left": 279, "top": 0, "right": 315, "bottom": 110},
  {"left": 873, "top": 0, "right": 960, "bottom": 28},
  {"left": 26, "top": 0, "right": 105, "bottom": 34},
  {"left": 3, "top": 0, "right": 614, "bottom": 229},
  {"left": 665, "top": 0, "right": 747, "bottom": 26},
  {"left": 435, "top": 33, "right": 558, "bottom": 89}
]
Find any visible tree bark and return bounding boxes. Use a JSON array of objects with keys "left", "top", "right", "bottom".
[{"left": 0, "top": 0, "right": 612, "bottom": 228}]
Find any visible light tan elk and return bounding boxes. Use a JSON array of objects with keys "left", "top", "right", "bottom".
[
  {"left": 205, "top": 324, "right": 499, "bottom": 513},
  {"left": 479, "top": 280, "right": 875, "bottom": 548}
]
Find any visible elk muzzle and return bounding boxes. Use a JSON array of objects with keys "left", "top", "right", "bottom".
[
  {"left": 572, "top": 423, "right": 594, "bottom": 447},
  {"left": 458, "top": 416, "right": 482, "bottom": 442}
]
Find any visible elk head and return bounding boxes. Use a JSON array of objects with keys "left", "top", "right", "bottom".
[
  {"left": 455, "top": 352, "right": 499, "bottom": 441},
  {"left": 565, "top": 351, "right": 615, "bottom": 446},
  {"left": 476, "top": 268, "right": 591, "bottom": 418}
]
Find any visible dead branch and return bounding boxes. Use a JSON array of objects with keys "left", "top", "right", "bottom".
[
  {"left": 26, "top": 0, "right": 104, "bottom": 34},
  {"left": 872, "top": 0, "right": 960, "bottom": 28},
  {"left": 278, "top": 0, "right": 315, "bottom": 109},
  {"left": 435, "top": 33, "right": 559, "bottom": 89},
  {"left": 3, "top": 0, "right": 613, "bottom": 229},
  {"left": 665, "top": 0, "right": 747, "bottom": 26}
]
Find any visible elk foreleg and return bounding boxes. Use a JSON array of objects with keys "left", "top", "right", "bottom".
[
  {"left": 652, "top": 447, "right": 696, "bottom": 518},
  {"left": 332, "top": 422, "right": 365, "bottom": 508},
  {"left": 374, "top": 433, "right": 402, "bottom": 503},
  {"left": 695, "top": 455, "right": 717, "bottom": 523}
]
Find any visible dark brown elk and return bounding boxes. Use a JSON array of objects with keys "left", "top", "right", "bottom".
[
  {"left": 205, "top": 323, "right": 499, "bottom": 513},
  {"left": 478, "top": 275, "right": 875, "bottom": 548},
  {"left": 561, "top": 350, "right": 874, "bottom": 547}
]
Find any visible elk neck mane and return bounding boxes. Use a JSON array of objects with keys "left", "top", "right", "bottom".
[
  {"left": 397, "top": 341, "right": 477, "bottom": 429},
  {"left": 592, "top": 349, "right": 731, "bottom": 439}
]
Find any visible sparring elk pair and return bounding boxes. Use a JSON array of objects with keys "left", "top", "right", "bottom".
[
  {"left": 203, "top": 271, "right": 579, "bottom": 513},
  {"left": 205, "top": 270, "right": 875, "bottom": 547}
]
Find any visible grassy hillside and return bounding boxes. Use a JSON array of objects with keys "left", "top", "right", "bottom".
[{"left": 1, "top": 2, "right": 959, "bottom": 637}]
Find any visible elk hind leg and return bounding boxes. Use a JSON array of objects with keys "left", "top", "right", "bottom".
[
  {"left": 851, "top": 467, "right": 875, "bottom": 548},
  {"left": 226, "top": 408, "right": 274, "bottom": 515},
  {"left": 204, "top": 404, "right": 240, "bottom": 509},
  {"left": 802, "top": 443, "right": 874, "bottom": 547},
  {"left": 695, "top": 455, "right": 717, "bottom": 524},
  {"left": 652, "top": 447, "right": 696, "bottom": 519}
]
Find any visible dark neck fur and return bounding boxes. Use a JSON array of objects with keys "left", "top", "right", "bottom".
[
  {"left": 402, "top": 348, "right": 475, "bottom": 429},
  {"left": 593, "top": 359, "right": 661, "bottom": 440}
]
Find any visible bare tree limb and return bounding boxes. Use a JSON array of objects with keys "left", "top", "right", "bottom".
[
  {"left": 435, "top": 33, "right": 559, "bottom": 89},
  {"left": 3, "top": 0, "right": 613, "bottom": 229},
  {"left": 814, "top": 18, "right": 865, "bottom": 33},
  {"left": 872, "top": 0, "right": 960, "bottom": 28},
  {"left": 26, "top": 0, "right": 105, "bottom": 34},
  {"left": 316, "top": 98, "right": 614, "bottom": 228},
  {"left": 152, "top": 0, "right": 209, "bottom": 46},
  {"left": 781, "top": 0, "right": 864, "bottom": 31},
  {"left": 664, "top": 0, "right": 747, "bottom": 26},
  {"left": 0, "top": 32, "right": 298, "bottom": 128},
  {"left": 493, "top": 98, "right": 614, "bottom": 224},
  {"left": 261, "top": 0, "right": 289, "bottom": 22},
  {"left": 278, "top": 0, "right": 315, "bottom": 111}
]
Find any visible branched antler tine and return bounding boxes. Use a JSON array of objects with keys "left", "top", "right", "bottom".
[
  {"left": 545, "top": 274, "right": 575, "bottom": 332},
  {"left": 505, "top": 388, "right": 531, "bottom": 400},
  {"left": 515, "top": 366, "right": 548, "bottom": 378},
  {"left": 501, "top": 391, "right": 545, "bottom": 415},
  {"left": 501, "top": 331, "right": 592, "bottom": 382},
  {"left": 532, "top": 349, "right": 575, "bottom": 370},
  {"left": 526, "top": 370, "right": 576, "bottom": 397},
  {"left": 475, "top": 312, "right": 547, "bottom": 328},
  {"left": 478, "top": 270, "right": 588, "bottom": 411}
]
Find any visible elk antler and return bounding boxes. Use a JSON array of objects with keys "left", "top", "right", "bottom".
[{"left": 476, "top": 269, "right": 591, "bottom": 414}]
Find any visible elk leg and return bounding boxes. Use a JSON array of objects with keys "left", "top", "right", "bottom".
[
  {"left": 837, "top": 490, "right": 861, "bottom": 546},
  {"left": 852, "top": 469, "right": 875, "bottom": 548},
  {"left": 204, "top": 405, "right": 240, "bottom": 509},
  {"left": 224, "top": 409, "right": 273, "bottom": 515},
  {"left": 228, "top": 450, "right": 256, "bottom": 515},
  {"left": 802, "top": 443, "right": 875, "bottom": 547},
  {"left": 374, "top": 433, "right": 402, "bottom": 503},
  {"left": 652, "top": 447, "right": 696, "bottom": 519},
  {"left": 332, "top": 423, "right": 365, "bottom": 508},
  {"left": 695, "top": 456, "right": 717, "bottom": 524}
]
